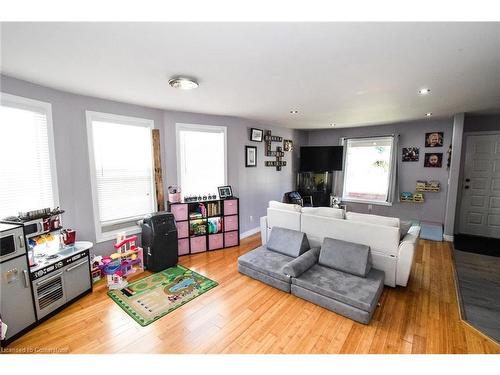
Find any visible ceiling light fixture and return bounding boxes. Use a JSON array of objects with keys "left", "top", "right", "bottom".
[
  {"left": 425, "top": 112, "right": 433, "bottom": 117},
  {"left": 290, "top": 110, "right": 299, "bottom": 114},
  {"left": 419, "top": 88, "right": 431, "bottom": 95},
  {"left": 330, "top": 123, "right": 335, "bottom": 127},
  {"left": 168, "top": 77, "right": 199, "bottom": 90}
]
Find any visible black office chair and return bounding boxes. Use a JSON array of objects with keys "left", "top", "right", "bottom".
[{"left": 282, "top": 191, "right": 313, "bottom": 207}]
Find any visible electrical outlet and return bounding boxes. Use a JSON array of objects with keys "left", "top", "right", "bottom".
[{"left": 249, "top": 215, "right": 253, "bottom": 222}]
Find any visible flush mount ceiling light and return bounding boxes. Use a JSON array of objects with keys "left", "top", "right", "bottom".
[
  {"left": 290, "top": 110, "right": 299, "bottom": 114},
  {"left": 419, "top": 88, "right": 431, "bottom": 95},
  {"left": 425, "top": 112, "right": 433, "bottom": 117},
  {"left": 168, "top": 77, "right": 199, "bottom": 90}
]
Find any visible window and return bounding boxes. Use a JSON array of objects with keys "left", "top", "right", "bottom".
[
  {"left": 0, "top": 93, "right": 58, "bottom": 218},
  {"left": 342, "top": 136, "right": 395, "bottom": 205},
  {"left": 86, "top": 111, "right": 155, "bottom": 241},
  {"left": 176, "top": 123, "right": 227, "bottom": 197}
]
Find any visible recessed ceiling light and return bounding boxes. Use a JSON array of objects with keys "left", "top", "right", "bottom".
[
  {"left": 330, "top": 123, "right": 335, "bottom": 127},
  {"left": 290, "top": 110, "right": 299, "bottom": 114},
  {"left": 168, "top": 77, "right": 199, "bottom": 90},
  {"left": 419, "top": 88, "right": 431, "bottom": 95},
  {"left": 425, "top": 112, "right": 433, "bottom": 117}
]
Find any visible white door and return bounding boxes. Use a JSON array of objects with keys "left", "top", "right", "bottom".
[{"left": 458, "top": 133, "right": 500, "bottom": 238}]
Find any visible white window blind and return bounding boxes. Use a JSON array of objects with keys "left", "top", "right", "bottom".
[
  {"left": 342, "top": 136, "right": 394, "bottom": 204},
  {"left": 87, "top": 113, "right": 155, "bottom": 232},
  {"left": 177, "top": 124, "right": 227, "bottom": 197},
  {"left": 0, "top": 95, "right": 57, "bottom": 218}
]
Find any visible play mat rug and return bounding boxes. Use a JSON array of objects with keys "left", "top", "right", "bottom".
[{"left": 108, "top": 265, "right": 218, "bottom": 326}]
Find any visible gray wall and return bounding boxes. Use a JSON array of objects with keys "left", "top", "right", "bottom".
[
  {"left": 305, "top": 118, "right": 454, "bottom": 223},
  {"left": 1, "top": 75, "right": 301, "bottom": 255}
]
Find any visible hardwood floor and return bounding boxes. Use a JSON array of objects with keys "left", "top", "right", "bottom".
[{"left": 5, "top": 235, "right": 500, "bottom": 354}]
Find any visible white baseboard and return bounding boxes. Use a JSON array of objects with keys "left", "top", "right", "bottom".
[
  {"left": 240, "top": 226, "right": 260, "bottom": 239},
  {"left": 443, "top": 234, "right": 454, "bottom": 242}
]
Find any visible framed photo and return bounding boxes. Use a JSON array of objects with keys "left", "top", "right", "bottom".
[
  {"left": 217, "top": 185, "right": 233, "bottom": 199},
  {"left": 250, "top": 128, "right": 263, "bottom": 142},
  {"left": 402, "top": 147, "right": 419, "bottom": 162},
  {"left": 424, "top": 153, "right": 443, "bottom": 168},
  {"left": 425, "top": 132, "right": 444, "bottom": 147},
  {"left": 283, "top": 139, "right": 294, "bottom": 152},
  {"left": 245, "top": 146, "right": 257, "bottom": 167}
]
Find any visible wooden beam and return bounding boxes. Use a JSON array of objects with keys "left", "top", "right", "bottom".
[{"left": 152, "top": 129, "right": 165, "bottom": 211}]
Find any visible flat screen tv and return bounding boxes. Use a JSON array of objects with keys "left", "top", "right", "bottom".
[{"left": 300, "top": 146, "right": 344, "bottom": 172}]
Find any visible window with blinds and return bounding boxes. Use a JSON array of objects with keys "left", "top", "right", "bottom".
[
  {"left": 86, "top": 111, "right": 155, "bottom": 240},
  {"left": 342, "top": 136, "right": 394, "bottom": 204},
  {"left": 176, "top": 124, "right": 227, "bottom": 197},
  {"left": 0, "top": 93, "right": 58, "bottom": 218}
]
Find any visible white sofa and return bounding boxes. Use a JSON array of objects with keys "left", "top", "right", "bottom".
[{"left": 260, "top": 201, "right": 421, "bottom": 287}]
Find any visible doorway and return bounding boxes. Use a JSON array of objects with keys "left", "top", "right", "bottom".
[{"left": 458, "top": 132, "right": 500, "bottom": 238}]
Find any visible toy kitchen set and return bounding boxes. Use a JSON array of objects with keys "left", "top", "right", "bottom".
[{"left": 0, "top": 207, "right": 93, "bottom": 346}]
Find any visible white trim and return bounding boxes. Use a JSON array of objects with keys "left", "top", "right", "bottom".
[
  {"left": 443, "top": 234, "right": 454, "bottom": 242},
  {"left": 240, "top": 226, "right": 261, "bottom": 239},
  {"left": 342, "top": 198, "right": 393, "bottom": 207},
  {"left": 175, "top": 123, "right": 228, "bottom": 193},
  {"left": 0, "top": 92, "right": 60, "bottom": 209},
  {"left": 86, "top": 110, "right": 156, "bottom": 243}
]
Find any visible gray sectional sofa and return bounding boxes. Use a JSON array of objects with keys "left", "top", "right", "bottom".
[{"left": 238, "top": 227, "right": 384, "bottom": 324}]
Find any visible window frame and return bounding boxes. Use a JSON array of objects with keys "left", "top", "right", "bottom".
[
  {"left": 175, "top": 123, "right": 228, "bottom": 196},
  {"left": 86, "top": 110, "right": 156, "bottom": 242},
  {"left": 341, "top": 135, "right": 395, "bottom": 207},
  {"left": 0, "top": 92, "right": 60, "bottom": 215}
]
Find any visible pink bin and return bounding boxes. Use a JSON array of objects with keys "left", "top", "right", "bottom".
[
  {"left": 223, "top": 199, "right": 238, "bottom": 216},
  {"left": 171, "top": 204, "right": 188, "bottom": 221},
  {"left": 208, "top": 234, "right": 223, "bottom": 250},
  {"left": 178, "top": 238, "right": 190, "bottom": 256},
  {"left": 224, "top": 231, "right": 238, "bottom": 247},
  {"left": 176, "top": 221, "right": 189, "bottom": 238},
  {"left": 190, "top": 236, "right": 207, "bottom": 253},
  {"left": 224, "top": 215, "right": 238, "bottom": 231}
]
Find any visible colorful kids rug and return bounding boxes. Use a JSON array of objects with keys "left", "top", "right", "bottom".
[{"left": 108, "top": 265, "right": 218, "bottom": 326}]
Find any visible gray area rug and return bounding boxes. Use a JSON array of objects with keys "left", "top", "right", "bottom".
[{"left": 453, "top": 249, "right": 500, "bottom": 343}]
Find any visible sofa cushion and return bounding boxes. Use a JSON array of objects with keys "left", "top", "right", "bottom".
[
  {"left": 319, "top": 237, "right": 371, "bottom": 277},
  {"left": 238, "top": 246, "right": 293, "bottom": 283},
  {"left": 266, "top": 227, "right": 310, "bottom": 258},
  {"left": 400, "top": 220, "right": 413, "bottom": 240},
  {"left": 282, "top": 247, "right": 320, "bottom": 277},
  {"left": 301, "top": 207, "right": 344, "bottom": 219},
  {"left": 292, "top": 264, "right": 385, "bottom": 312},
  {"left": 269, "top": 200, "right": 302, "bottom": 212},
  {"left": 345, "top": 212, "right": 400, "bottom": 228}
]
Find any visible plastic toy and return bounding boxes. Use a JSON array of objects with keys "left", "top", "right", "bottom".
[{"left": 100, "top": 233, "right": 144, "bottom": 290}]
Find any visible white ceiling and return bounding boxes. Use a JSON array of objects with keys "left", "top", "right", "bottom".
[{"left": 1, "top": 22, "right": 500, "bottom": 129}]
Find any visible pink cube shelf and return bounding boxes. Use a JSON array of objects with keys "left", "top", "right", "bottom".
[
  {"left": 208, "top": 234, "right": 223, "bottom": 250},
  {"left": 224, "top": 199, "right": 238, "bottom": 216},
  {"left": 190, "top": 236, "right": 207, "bottom": 253},
  {"left": 178, "top": 238, "right": 190, "bottom": 256},
  {"left": 224, "top": 231, "right": 239, "bottom": 247},
  {"left": 176, "top": 220, "right": 189, "bottom": 238},
  {"left": 171, "top": 203, "right": 188, "bottom": 221},
  {"left": 224, "top": 215, "right": 238, "bottom": 231}
]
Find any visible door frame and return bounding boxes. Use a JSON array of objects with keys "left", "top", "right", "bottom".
[{"left": 457, "top": 130, "right": 500, "bottom": 236}]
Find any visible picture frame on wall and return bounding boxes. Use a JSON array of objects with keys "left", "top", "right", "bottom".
[
  {"left": 283, "top": 139, "right": 294, "bottom": 152},
  {"left": 402, "top": 147, "right": 419, "bottom": 162},
  {"left": 245, "top": 146, "right": 257, "bottom": 167},
  {"left": 424, "top": 153, "right": 443, "bottom": 168},
  {"left": 425, "top": 132, "right": 444, "bottom": 147},
  {"left": 250, "top": 128, "right": 263, "bottom": 142},
  {"left": 218, "top": 185, "right": 233, "bottom": 199}
]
